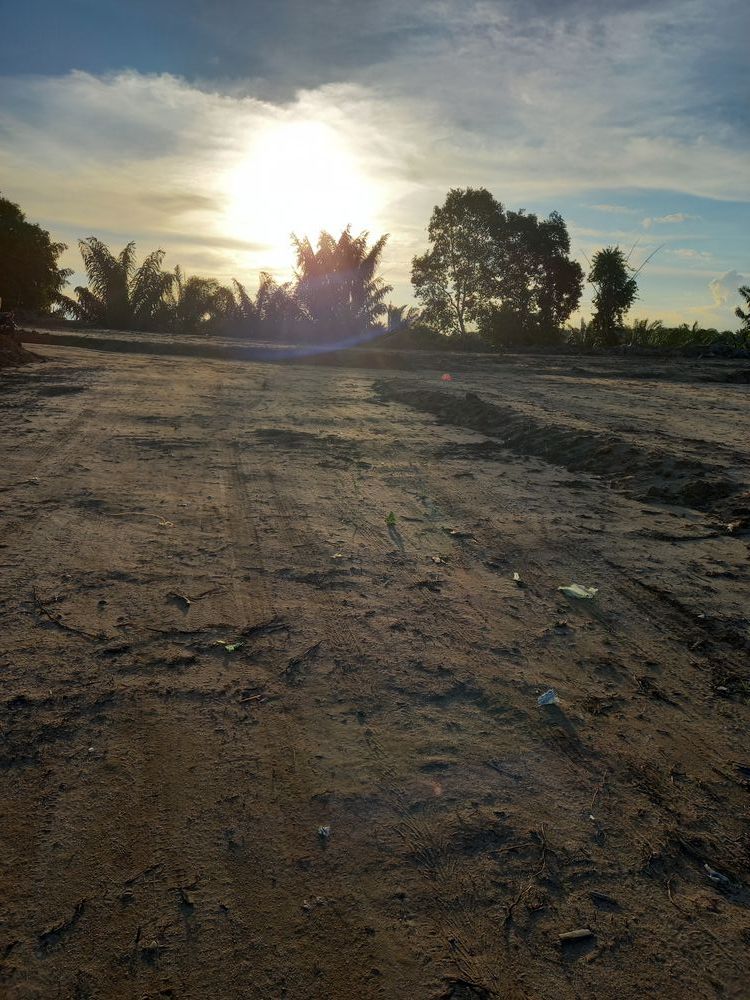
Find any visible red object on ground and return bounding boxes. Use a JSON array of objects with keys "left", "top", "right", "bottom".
[{"left": 441, "top": 373, "right": 453, "bottom": 382}]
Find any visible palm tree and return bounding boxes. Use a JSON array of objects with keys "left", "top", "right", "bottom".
[
  {"left": 163, "top": 266, "right": 221, "bottom": 335},
  {"left": 211, "top": 279, "right": 259, "bottom": 338},
  {"left": 385, "top": 302, "right": 420, "bottom": 333},
  {"left": 60, "top": 237, "right": 173, "bottom": 331},
  {"left": 255, "top": 271, "right": 303, "bottom": 341},
  {"left": 292, "top": 227, "right": 392, "bottom": 339}
]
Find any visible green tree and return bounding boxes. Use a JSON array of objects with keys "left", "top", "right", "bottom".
[
  {"left": 411, "top": 188, "right": 501, "bottom": 335},
  {"left": 588, "top": 247, "right": 638, "bottom": 346},
  {"left": 479, "top": 209, "right": 584, "bottom": 345},
  {"left": 60, "top": 237, "right": 173, "bottom": 331},
  {"left": 0, "top": 195, "right": 71, "bottom": 311},
  {"left": 293, "top": 227, "right": 391, "bottom": 340},
  {"left": 411, "top": 189, "right": 583, "bottom": 341}
]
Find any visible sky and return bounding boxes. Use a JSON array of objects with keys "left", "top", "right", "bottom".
[{"left": 1, "top": 0, "right": 749, "bottom": 327}]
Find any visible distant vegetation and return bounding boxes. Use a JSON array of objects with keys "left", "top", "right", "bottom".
[{"left": 1, "top": 191, "right": 747, "bottom": 351}]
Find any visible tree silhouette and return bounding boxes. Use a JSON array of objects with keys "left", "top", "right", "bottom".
[
  {"left": 735, "top": 285, "right": 750, "bottom": 344},
  {"left": 60, "top": 238, "right": 173, "bottom": 331},
  {"left": 293, "top": 228, "right": 391, "bottom": 340},
  {"left": 385, "top": 303, "right": 420, "bottom": 333},
  {"left": 412, "top": 189, "right": 582, "bottom": 342},
  {"left": 211, "top": 278, "right": 259, "bottom": 337},
  {"left": 163, "top": 266, "right": 221, "bottom": 335},
  {"left": 0, "top": 195, "right": 71, "bottom": 312},
  {"left": 588, "top": 247, "right": 638, "bottom": 346},
  {"left": 255, "top": 272, "right": 302, "bottom": 341},
  {"left": 412, "top": 188, "right": 501, "bottom": 335}
]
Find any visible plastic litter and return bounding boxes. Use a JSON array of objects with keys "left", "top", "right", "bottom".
[
  {"left": 441, "top": 373, "right": 453, "bottom": 382},
  {"left": 537, "top": 688, "right": 560, "bottom": 707},
  {"left": 513, "top": 572, "right": 524, "bottom": 587},
  {"left": 558, "top": 584, "right": 599, "bottom": 599},
  {"left": 704, "top": 864, "right": 730, "bottom": 885},
  {"left": 216, "top": 640, "right": 244, "bottom": 653},
  {"left": 317, "top": 825, "right": 331, "bottom": 841}
]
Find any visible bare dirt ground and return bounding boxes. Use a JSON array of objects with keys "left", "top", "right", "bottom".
[{"left": 1, "top": 346, "right": 749, "bottom": 999}]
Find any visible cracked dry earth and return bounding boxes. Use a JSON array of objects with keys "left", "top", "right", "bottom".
[{"left": 1, "top": 346, "right": 749, "bottom": 999}]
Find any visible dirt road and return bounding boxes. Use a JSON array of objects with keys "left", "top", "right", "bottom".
[{"left": 1, "top": 347, "right": 749, "bottom": 998}]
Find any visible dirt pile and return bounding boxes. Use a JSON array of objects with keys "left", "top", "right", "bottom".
[
  {"left": 376, "top": 380, "right": 741, "bottom": 510},
  {"left": 0, "top": 332, "right": 43, "bottom": 369}
]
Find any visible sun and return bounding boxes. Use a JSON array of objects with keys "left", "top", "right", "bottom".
[{"left": 223, "top": 119, "right": 378, "bottom": 272}]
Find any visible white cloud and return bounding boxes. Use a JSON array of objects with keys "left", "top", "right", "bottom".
[
  {"left": 709, "top": 270, "right": 746, "bottom": 306},
  {"left": 643, "top": 212, "right": 695, "bottom": 228},
  {"left": 672, "top": 247, "right": 711, "bottom": 260},
  {"left": 657, "top": 213, "right": 694, "bottom": 223},
  {"left": 0, "top": 0, "right": 747, "bottom": 317},
  {"left": 589, "top": 204, "right": 641, "bottom": 214},
  {"left": 0, "top": 72, "right": 420, "bottom": 286}
]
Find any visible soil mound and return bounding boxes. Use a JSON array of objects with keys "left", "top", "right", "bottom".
[
  {"left": 0, "top": 332, "right": 43, "bottom": 369},
  {"left": 376, "top": 380, "right": 740, "bottom": 510}
]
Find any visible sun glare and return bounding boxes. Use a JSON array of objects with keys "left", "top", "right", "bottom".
[{"left": 223, "top": 120, "right": 378, "bottom": 272}]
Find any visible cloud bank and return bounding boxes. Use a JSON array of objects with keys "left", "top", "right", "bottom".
[{"left": 0, "top": 0, "right": 747, "bottom": 323}]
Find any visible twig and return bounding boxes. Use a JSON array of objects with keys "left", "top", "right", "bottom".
[
  {"left": 632, "top": 244, "right": 665, "bottom": 279},
  {"left": 240, "top": 615, "right": 289, "bottom": 639},
  {"left": 108, "top": 512, "right": 174, "bottom": 526},
  {"left": 666, "top": 877, "right": 688, "bottom": 914},
  {"left": 0, "top": 479, "right": 39, "bottom": 493},
  {"left": 590, "top": 770, "right": 608, "bottom": 810},
  {"left": 534, "top": 823, "right": 553, "bottom": 876},
  {"left": 131, "top": 622, "right": 232, "bottom": 636},
  {"left": 191, "top": 587, "right": 222, "bottom": 600},
  {"left": 31, "top": 587, "right": 101, "bottom": 640},
  {"left": 503, "top": 879, "right": 534, "bottom": 926}
]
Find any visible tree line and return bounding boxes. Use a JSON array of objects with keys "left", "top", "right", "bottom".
[{"left": 1, "top": 189, "right": 748, "bottom": 347}]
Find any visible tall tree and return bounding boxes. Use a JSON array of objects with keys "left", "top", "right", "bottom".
[
  {"left": 60, "top": 238, "right": 173, "bottom": 331},
  {"left": 479, "top": 209, "right": 584, "bottom": 344},
  {"left": 411, "top": 188, "right": 502, "bottom": 335},
  {"left": 0, "top": 195, "right": 71, "bottom": 311},
  {"left": 588, "top": 247, "right": 638, "bottom": 346},
  {"left": 293, "top": 228, "right": 391, "bottom": 340},
  {"left": 411, "top": 189, "right": 582, "bottom": 341}
]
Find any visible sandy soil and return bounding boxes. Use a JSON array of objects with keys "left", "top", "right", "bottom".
[{"left": 1, "top": 346, "right": 748, "bottom": 999}]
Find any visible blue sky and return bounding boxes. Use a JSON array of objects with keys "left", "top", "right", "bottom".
[{"left": 2, "top": 0, "right": 749, "bottom": 326}]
